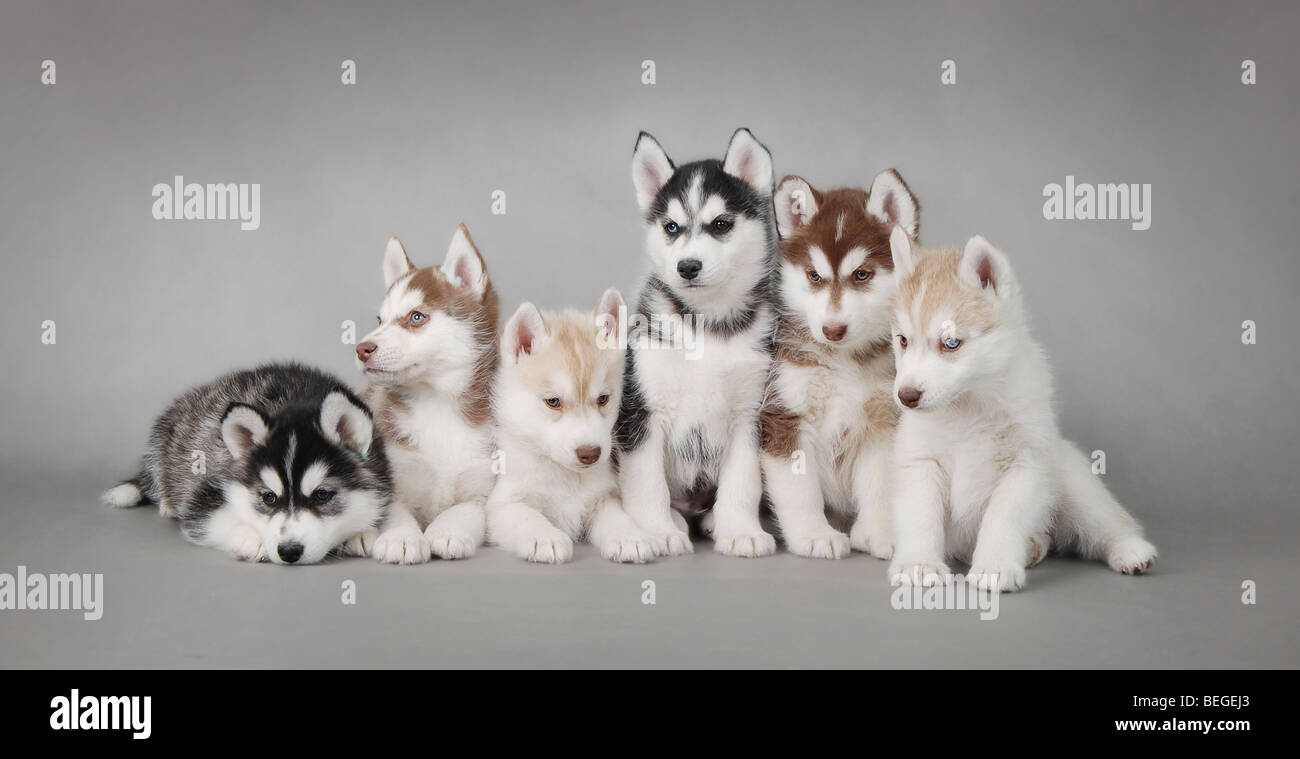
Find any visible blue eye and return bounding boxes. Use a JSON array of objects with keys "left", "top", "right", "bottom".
[
  {"left": 409, "top": 311, "right": 426, "bottom": 325},
  {"left": 664, "top": 221, "right": 680, "bottom": 236},
  {"left": 942, "top": 337, "right": 962, "bottom": 351}
]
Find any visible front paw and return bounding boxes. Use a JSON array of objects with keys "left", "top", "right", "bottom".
[
  {"left": 849, "top": 520, "right": 893, "bottom": 560},
  {"left": 341, "top": 528, "right": 379, "bottom": 558},
  {"left": 1107, "top": 535, "right": 1157, "bottom": 575},
  {"left": 600, "top": 534, "right": 654, "bottom": 564},
  {"left": 646, "top": 530, "right": 694, "bottom": 557},
  {"left": 967, "top": 564, "right": 1026, "bottom": 592},
  {"left": 713, "top": 530, "right": 777, "bottom": 558},
  {"left": 785, "top": 530, "right": 851, "bottom": 559},
  {"left": 517, "top": 531, "right": 574, "bottom": 564},
  {"left": 889, "top": 559, "right": 951, "bottom": 587},
  {"left": 1026, "top": 534, "right": 1050, "bottom": 568},
  {"left": 425, "top": 524, "right": 478, "bottom": 560},
  {"left": 231, "top": 526, "right": 267, "bottom": 562},
  {"left": 373, "top": 528, "right": 433, "bottom": 565}
]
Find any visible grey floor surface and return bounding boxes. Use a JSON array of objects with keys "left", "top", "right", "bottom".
[{"left": 1, "top": 474, "right": 1295, "bottom": 669}]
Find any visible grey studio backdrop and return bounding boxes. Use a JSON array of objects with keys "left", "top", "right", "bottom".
[{"left": 1, "top": 0, "right": 1297, "bottom": 668}]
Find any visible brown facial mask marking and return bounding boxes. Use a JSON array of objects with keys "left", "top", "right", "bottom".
[
  {"left": 897, "top": 247, "right": 998, "bottom": 338},
  {"left": 781, "top": 187, "right": 899, "bottom": 282}
]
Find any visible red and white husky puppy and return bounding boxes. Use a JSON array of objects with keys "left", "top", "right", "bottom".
[
  {"left": 760, "top": 170, "right": 919, "bottom": 559},
  {"left": 355, "top": 224, "right": 499, "bottom": 563},
  {"left": 887, "top": 229, "right": 1158, "bottom": 591},
  {"left": 486, "top": 289, "right": 655, "bottom": 563}
]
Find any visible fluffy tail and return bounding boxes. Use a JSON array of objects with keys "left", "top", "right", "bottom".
[
  {"left": 101, "top": 474, "right": 149, "bottom": 508},
  {"left": 1054, "top": 441, "right": 1158, "bottom": 575}
]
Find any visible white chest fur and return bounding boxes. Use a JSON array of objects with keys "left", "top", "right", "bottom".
[
  {"left": 772, "top": 350, "right": 895, "bottom": 507},
  {"left": 633, "top": 316, "right": 772, "bottom": 485},
  {"left": 384, "top": 393, "right": 495, "bottom": 517}
]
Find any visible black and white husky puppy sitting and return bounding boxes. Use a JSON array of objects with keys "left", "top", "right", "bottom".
[
  {"left": 103, "top": 363, "right": 391, "bottom": 564},
  {"left": 617, "top": 128, "right": 780, "bottom": 557}
]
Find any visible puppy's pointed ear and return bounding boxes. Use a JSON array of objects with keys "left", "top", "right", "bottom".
[
  {"left": 723, "top": 128, "right": 774, "bottom": 195},
  {"left": 221, "top": 404, "right": 270, "bottom": 462},
  {"left": 504, "top": 301, "right": 547, "bottom": 362},
  {"left": 959, "top": 235, "right": 1015, "bottom": 298},
  {"left": 383, "top": 236, "right": 414, "bottom": 289},
  {"left": 867, "top": 169, "right": 920, "bottom": 239},
  {"left": 593, "top": 287, "right": 626, "bottom": 346},
  {"left": 319, "top": 391, "right": 374, "bottom": 457},
  {"left": 441, "top": 223, "right": 489, "bottom": 297},
  {"left": 774, "top": 176, "right": 818, "bottom": 239},
  {"left": 890, "top": 225, "right": 917, "bottom": 280},
  {"left": 632, "top": 132, "right": 674, "bottom": 213}
]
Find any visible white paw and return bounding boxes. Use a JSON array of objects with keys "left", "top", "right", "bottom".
[
  {"left": 849, "top": 521, "right": 893, "bottom": 560},
  {"left": 967, "top": 564, "right": 1026, "bottom": 592},
  {"left": 231, "top": 526, "right": 267, "bottom": 562},
  {"left": 713, "top": 530, "right": 777, "bottom": 558},
  {"left": 425, "top": 525, "right": 478, "bottom": 560},
  {"left": 889, "top": 559, "right": 951, "bottom": 587},
  {"left": 646, "top": 530, "right": 694, "bottom": 557},
  {"left": 600, "top": 534, "right": 655, "bottom": 564},
  {"left": 1026, "top": 534, "right": 1050, "bottom": 568},
  {"left": 1107, "top": 535, "right": 1157, "bottom": 575},
  {"left": 100, "top": 483, "right": 142, "bottom": 508},
  {"left": 341, "top": 529, "right": 379, "bottom": 557},
  {"left": 373, "top": 528, "right": 432, "bottom": 564},
  {"left": 785, "top": 530, "right": 851, "bottom": 559},
  {"left": 518, "top": 531, "right": 574, "bottom": 564}
]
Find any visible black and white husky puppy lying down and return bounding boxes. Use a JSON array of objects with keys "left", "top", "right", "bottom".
[{"left": 103, "top": 363, "right": 391, "bottom": 564}]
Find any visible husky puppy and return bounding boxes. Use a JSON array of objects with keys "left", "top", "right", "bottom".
[
  {"left": 887, "top": 229, "right": 1158, "bottom": 591},
  {"left": 486, "top": 289, "right": 655, "bottom": 563},
  {"left": 356, "top": 225, "right": 499, "bottom": 563},
  {"left": 760, "top": 170, "right": 919, "bottom": 559},
  {"left": 102, "top": 364, "right": 390, "bottom": 564},
  {"left": 617, "top": 128, "right": 779, "bottom": 557}
]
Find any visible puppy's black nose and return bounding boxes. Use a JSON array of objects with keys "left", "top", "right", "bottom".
[
  {"left": 575, "top": 445, "right": 601, "bottom": 466},
  {"left": 677, "top": 259, "right": 703, "bottom": 280},
  {"left": 277, "top": 541, "right": 304, "bottom": 564},
  {"left": 898, "top": 387, "right": 923, "bottom": 408}
]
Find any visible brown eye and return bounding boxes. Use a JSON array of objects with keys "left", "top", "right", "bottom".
[
  {"left": 375, "top": 315, "right": 381, "bottom": 325},
  {"left": 807, "top": 269, "right": 822, "bottom": 284},
  {"left": 854, "top": 268, "right": 872, "bottom": 281},
  {"left": 597, "top": 393, "right": 610, "bottom": 406},
  {"left": 544, "top": 397, "right": 562, "bottom": 409},
  {"left": 898, "top": 335, "right": 908, "bottom": 349},
  {"left": 408, "top": 311, "right": 428, "bottom": 326}
]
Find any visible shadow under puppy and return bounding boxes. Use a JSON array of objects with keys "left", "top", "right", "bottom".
[
  {"left": 486, "top": 289, "right": 654, "bottom": 563},
  {"left": 103, "top": 363, "right": 390, "bottom": 565}
]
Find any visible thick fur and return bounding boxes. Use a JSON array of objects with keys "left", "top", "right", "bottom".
[
  {"left": 356, "top": 225, "right": 499, "bottom": 563},
  {"left": 886, "top": 230, "right": 1158, "bottom": 591},
  {"left": 103, "top": 363, "right": 390, "bottom": 564},
  {"left": 616, "top": 129, "right": 780, "bottom": 557},
  {"left": 760, "top": 170, "right": 918, "bottom": 559},
  {"left": 486, "top": 290, "right": 654, "bottom": 563}
]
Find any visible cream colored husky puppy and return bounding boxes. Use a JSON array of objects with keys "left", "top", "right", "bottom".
[
  {"left": 486, "top": 289, "right": 655, "bottom": 563},
  {"left": 888, "top": 228, "right": 1157, "bottom": 591}
]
